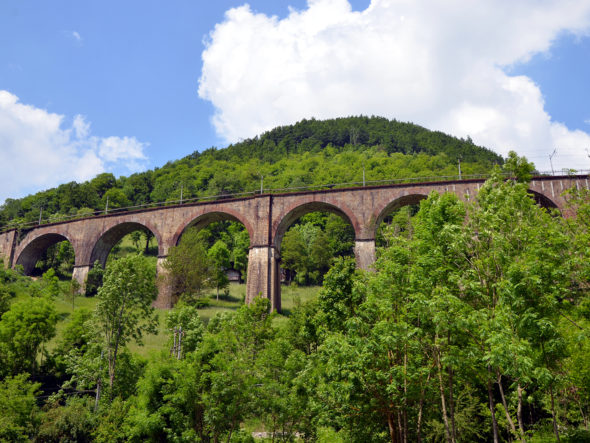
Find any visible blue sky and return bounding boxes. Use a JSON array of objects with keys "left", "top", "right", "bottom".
[{"left": 1, "top": 0, "right": 589, "bottom": 202}]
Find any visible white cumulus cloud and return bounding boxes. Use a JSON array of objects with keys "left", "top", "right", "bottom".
[
  {"left": 0, "top": 90, "right": 148, "bottom": 203},
  {"left": 198, "top": 0, "right": 590, "bottom": 172}
]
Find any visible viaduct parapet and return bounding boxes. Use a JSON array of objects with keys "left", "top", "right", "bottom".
[{"left": 0, "top": 175, "right": 584, "bottom": 311}]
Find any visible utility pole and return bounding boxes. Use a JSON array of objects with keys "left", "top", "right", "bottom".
[
  {"left": 180, "top": 182, "right": 183, "bottom": 204},
  {"left": 260, "top": 175, "right": 264, "bottom": 194},
  {"left": 38, "top": 207, "right": 43, "bottom": 225},
  {"left": 549, "top": 149, "right": 556, "bottom": 175},
  {"left": 105, "top": 196, "right": 109, "bottom": 214},
  {"left": 362, "top": 162, "right": 366, "bottom": 187},
  {"left": 458, "top": 158, "right": 462, "bottom": 180}
]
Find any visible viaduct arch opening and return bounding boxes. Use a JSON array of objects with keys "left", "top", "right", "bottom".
[
  {"left": 375, "top": 194, "right": 428, "bottom": 247},
  {"left": 89, "top": 222, "right": 161, "bottom": 268},
  {"left": 271, "top": 202, "right": 356, "bottom": 312},
  {"left": 528, "top": 190, "right": 559, "bottom": 212},
  {"left": 16, "top": 233, "right": 76, "bottom": 277},
  {"left": 165, "top": 211, "right": 252, "bottom": 306},
  {"left": 82, "top": 221, "right": 162, "bottom": 297},
  {"left": 173, "top": 211, "right": 253, "bottom": 248}
]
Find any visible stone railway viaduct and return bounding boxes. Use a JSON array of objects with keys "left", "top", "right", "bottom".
[{"left": 0, "top": 175, "right": 585, "bottom": 311}]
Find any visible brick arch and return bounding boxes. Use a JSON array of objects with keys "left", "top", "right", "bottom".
[
  {"left": 89, "top": 221, "right": 162, "bottom": 268},
  {"left": 171, "top": 210, "right": 254, "bottom": 248},
  {"left": 15, "top": 232, "right": 77, "bottom": 275},
  {"left": 273, "top": 201, "right": 358, "bottom": 250},
  {"left": 373, "top": 194, "right": 429, "bottom": 236},
  {"left": 528, "top": 189, "right": 559, "bottom": 212}
]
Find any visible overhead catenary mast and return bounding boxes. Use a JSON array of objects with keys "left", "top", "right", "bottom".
[{"left": 549, "top": 149, "right": 557, "bottom": 175}]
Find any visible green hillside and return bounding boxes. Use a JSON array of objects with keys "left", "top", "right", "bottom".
[{"left": 0, "top": 116, "right": 502, "bottom": 228}]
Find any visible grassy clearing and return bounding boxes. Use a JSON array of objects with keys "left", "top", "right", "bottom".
[
  {"left": 280, "top": 284, "right": 320, "bottom": 313},
  {"left": 43, "top": 282, "right": 321, "bottom": 358}
]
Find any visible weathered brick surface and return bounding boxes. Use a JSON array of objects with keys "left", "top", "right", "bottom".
[{"left": 0, "top": 175, "right": 582, "bottom": 310}]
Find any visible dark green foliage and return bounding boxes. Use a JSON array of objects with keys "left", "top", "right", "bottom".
[
  {"left": 102, "top": 188, "right": 130, "bottom": 210},
  {"left": 162, "top": 228, "right": 214, "bottom": 301},
  {"left": 199, "top": 221, "right": 250, "bottom": 283},
  {"left": 0, "top": 373, "right": 41, "bottom": 442},
  {"left": 165, "top": 302, "right": 205, "bottom": 354},
  {"left": 503, "top": 150, "right": 536, "bottom": 182},
  {"left": 36, "top": 396, "right": 96, "bottom": 443},
  {"left": 281, "top": 213, "right": 354, "bottom": 285},
  {"left": 0, "top": 286, "right": 11, "bottom": 317},
  {"left": 92, "top": 397, "right": 129, "bottom": 443},
  {"left": 50, "top": 308, "right": 93, "bottom": 377},
  {"left": 214, "top": 116, "right": 502, "bottom": 164},
  {"left": 91, "top": 173, "right": 116, "bottom": 199},
  {"left": 563, "top": 428, "right": 590, "bottom": 443},
  {"left": 0, "top": 295, "right": 58, "bottom": 376},
  {"left": 34, "top": 241, "right": 75, "bottom": 278},
  {"left": 84, "top": 261, "right": 104, "bottom": 297},
  {"left": 315, "top": 256, "right": 361, "bottom": 332}
]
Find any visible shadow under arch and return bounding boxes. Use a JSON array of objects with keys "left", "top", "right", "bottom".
[
  {"left": 273, "top": 201, "right": 357, "bottom": 251},
  {"left": 89, "top": 221, "right": 162, "bottom": 268},
  {"left": 172, "top": 210, "right": 253, "bottom": 247},
  {"left": 373, "top": 194, "right": 429, "bottom": 237},
  {"left": 528, "top": 189, "right": 560, "bottom": 213},
  {"left": 16, "top": 233, "right": 76, "bottom": 275}
]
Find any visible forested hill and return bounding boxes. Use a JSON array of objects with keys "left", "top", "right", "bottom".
[
  {"left": 196, "top": 116, "right": 502, "bottom": 164},
  {"left": 0, "top": 116, "right": 503, "bottom": 228}
]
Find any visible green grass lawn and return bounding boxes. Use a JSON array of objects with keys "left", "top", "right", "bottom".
[{"left": 46, "top": 282, "right": 321, "bottom": 357}]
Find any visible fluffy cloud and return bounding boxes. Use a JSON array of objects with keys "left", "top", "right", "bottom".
[
  {"left": 0, "top": 90, "right": 148, "bottom": 203},
  {"left": 198, "top": 0, "right": 590, "bottom": 172}
]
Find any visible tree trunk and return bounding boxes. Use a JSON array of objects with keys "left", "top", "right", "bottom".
[
  {"left": 388, "top": 412, "right": 399, "bottom": 443},
  {"left": 144, "top": 230, "right": 152, "bottom": 255},
  {"left": 487, "top": 369, "right": 500, "bottom": 443},
  {"left": 542, "top": 342, "right": 560, "bottom": 442},
  {"left": 449, "top": 367, "right": 457, "bottom": 442},
  {"left": 94, "top": 376, "right": 102, "bottom": 412},
  {"left": 447, "top": 332, "right": 457, "bottom": 442},
  {"left": 403, "top": 346, "right": 408, "bottom": 443},
  {"left": 497, "top": 372, "right": 520, "bottom": 440},
  {"left": 108, "top": 307, "right": 126, "bottom": 399},
  {"left": 417, "top": 372, "right": 431, "bottom": 443},
  {"left": 517, "top": 383, "right": 527, "bottom": 441},
  {"left": 549, "top": 384, "right": 561, "bottom": 442},
  {"left": 581, "top": 406, "right": 588, "bottom": 430},
  {"left": 436, "top": 347, "right": 453, "bottom": 443}
]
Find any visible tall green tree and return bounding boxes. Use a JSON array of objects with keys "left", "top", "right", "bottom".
[
  {"left": 94, "top": 255, "right": 158, "bottom": 394},
  {"left": 208, "top": 239, "right": 231, "bottom": 300},
  {"left": 434, "top": 167, "right": 569, "bottom": 442},
  {"left": 0, "top": 295, "right": 58, "bottom": 376}
]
